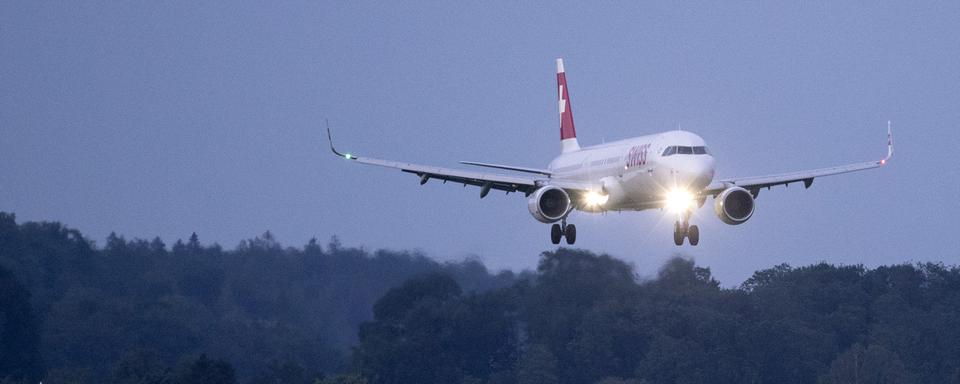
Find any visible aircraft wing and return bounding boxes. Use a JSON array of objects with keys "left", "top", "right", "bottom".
[
  {"left": 326, "top": 126, "right": 595, "bottom": 197},
  {"left": 344, "top": 155, "right": 541, "bottom": 195},
  {"left": 459, "top": 161, "right": 553, "bottom": 176},
  {"left": 703, "top": 123, "right": 893, "bottom": 196}
]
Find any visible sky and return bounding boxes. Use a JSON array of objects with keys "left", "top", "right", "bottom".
[{"left": 1, "top": 1, "right": 958, "bottom": 285}]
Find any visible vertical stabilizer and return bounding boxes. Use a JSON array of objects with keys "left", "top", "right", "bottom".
[{"left": 557, "top": 58, "right": 580, "bottom": 153}]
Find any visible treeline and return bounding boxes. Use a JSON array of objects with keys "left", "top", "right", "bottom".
[
  {"left": 355, "top": 251, "right": 960, "bottom": 383},
  {"left": 3, "top": 212, "right": 960, "bottom": 383},
  {"left": 0, "top": 212, "right": 515, "bottom": 383}
]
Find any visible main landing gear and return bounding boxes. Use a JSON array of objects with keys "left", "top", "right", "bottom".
[
  {"left": 550, "top": 218, "right": 576, "bottom": 245},
  {"left": 673, "top": 212, "right": 699, "bottom": 246}
]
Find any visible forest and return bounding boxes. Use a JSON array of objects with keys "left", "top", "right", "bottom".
[{"left": 2, "top": 211, "right": 959, "bottom": 384}]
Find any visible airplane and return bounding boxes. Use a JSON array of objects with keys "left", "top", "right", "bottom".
[{"left": 327, "top": 58, "right": 892, "bottom": 246}]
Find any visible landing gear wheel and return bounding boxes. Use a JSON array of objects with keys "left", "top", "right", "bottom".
[
  {"left": 565, "top": 224, "right": 576, "bottom": 245},
  {"left": 673, "top": 223, "right": 684, "bottom": 246},
  {"left": 550, "top": 224, "right": 562, "bottom": 245},
  {"left": 688, "top": 225, "right": 699, "bottom": 246}
]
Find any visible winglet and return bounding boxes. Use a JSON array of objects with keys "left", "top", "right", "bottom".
[
  {"left": 881, "top": 120, "right": 893, "bottom": 165},
  {"left": 326, "top": 119, "right": 354, "bottom": 160}
]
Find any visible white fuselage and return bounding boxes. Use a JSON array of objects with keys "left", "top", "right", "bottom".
[{"left": 547, "top": 130, "right": 716, "bottom": 211}]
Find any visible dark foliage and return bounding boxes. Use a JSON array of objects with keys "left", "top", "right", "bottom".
[
  {"left": 0, "top": 213, "right": 512, "bottom": 383},
  {"left": 357, "top": 249, "right": 960, "bottom": 384},
  {"left": 3, "top": 212, "right": 960, "bottom": 384},
  {"left": 0, "top": 263, "right": 44, "bottom": 382},
  {"left": 109, "top": 349, "right": 173, "bottom": 384},
  {"left": 177, "top": 354, "right": 236, "bottom": 384},
  {"left": 356, "top": 273, "right": 518, "bottom": 383}
]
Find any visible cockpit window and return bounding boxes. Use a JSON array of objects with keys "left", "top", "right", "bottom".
[{"left": 662, "top": 145, "right": 711, "bottom": 156}]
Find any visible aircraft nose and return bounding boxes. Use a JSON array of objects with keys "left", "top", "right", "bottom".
[{"left": 671, "top": 157, "right": 715, "bottom": 189}]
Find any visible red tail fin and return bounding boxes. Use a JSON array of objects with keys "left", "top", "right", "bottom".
[{"left": 557, "top": 58, "right": 580, "bottom": 153}]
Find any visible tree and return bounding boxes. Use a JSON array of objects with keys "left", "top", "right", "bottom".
[
  {"left": 41, "top": 367, "right": 92, "bottom": 384},
  {"left": 248, "top": 360, "right": 312, "bottom": 384},
  {"left": 0, "top": 212, "right": 516, "bottom": 383},
  {"left": 187, "top": 233, "right": 201, "bottom": 252},
  {"left": 356, "top": 273, "right": 465, "bottom": 384},
  {"left": 357, "top": 272, "right": 518, "bottom": 384},
  {"left": 820, "top": 344, "right": 910, "bottom": 384},
  {"left": 635, "top": 334, "right": 710, "bottom": 384},
  {"left": 568, "top": 301, "right": 647, "bottom": 381},
  {"left": 110, "top": 349, "right": 172, "bottom": 384},
  {"left": 315, "top": 374, "right": 367, "bottom": 384},
  {"left": 370, "top": 272, "right": 462, "bottom": 322},
  {"left": 522, "top": 249, "right": 638, "bottom": 383},
  {"left": 595, "top": 378, "right": 642, "bottom": 384},
  {"left": 0, "top": 265, "right": 44, "bottom": 382},
  {"left": 655, "top": 257, "right": 720, "bottom": 291},
  {"left": 176, "top": 354, "right": 235, "bottom": 384},
  {"left": 15, "top": 209, "right": 960, "bottom": 383},
  {"left": 516, "top": 344, "right": 559, "bottom": 384}
]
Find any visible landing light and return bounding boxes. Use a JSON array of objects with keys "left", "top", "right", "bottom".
[
  {"left": 585, "top": 191, "right": 609, "bottom": 206},
  {"left": 665, "top": 188, "right": 695, "bottom": 213},
  {"left": 344, "top": 153, "right": 353, "bottom": 160}
]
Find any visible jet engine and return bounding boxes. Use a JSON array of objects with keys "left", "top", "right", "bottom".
[
  {"left": 527, "top": 186, "right": 571, "bottom": 223},
  {"left": 714, "top": 186, "right": 755, "bottom": 225}
]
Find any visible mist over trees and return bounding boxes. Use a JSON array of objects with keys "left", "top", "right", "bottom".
[
  {"left": 355, "top": 251, "right": 960, "bottom": 384},
  {"left": 0, "top": 212, "right": 513, "bottom": 383},
  {"left": 2, "top": 211, "right": 960, "bottom": 383}
]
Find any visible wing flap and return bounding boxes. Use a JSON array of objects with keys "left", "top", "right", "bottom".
[{"left": 459, "top": 161, "right": 552, "bottom": 176}]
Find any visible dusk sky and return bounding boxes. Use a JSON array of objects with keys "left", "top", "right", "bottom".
[{"left": 2, "top": 1, "right": 958, "bottom": 284}]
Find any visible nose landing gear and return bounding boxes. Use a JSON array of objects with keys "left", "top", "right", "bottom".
[
  {"left": 673, "top": 212, "right": 699, "bottom": 246},
  {"left": 550, "top": 218, "right": 577, "bottom": 245}
]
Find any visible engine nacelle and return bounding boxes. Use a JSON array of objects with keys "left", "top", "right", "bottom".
[
  {"left": 527, "top": 186, "right": 571, "bottom": 223},
  {"left": 714, "top": 186, "right": 755, "bottom": 225}
]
